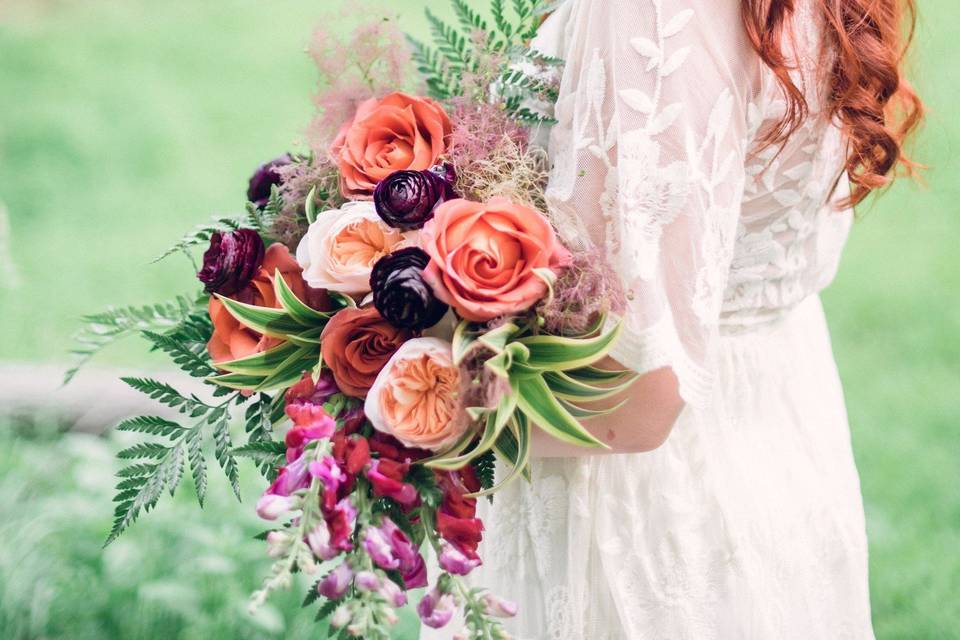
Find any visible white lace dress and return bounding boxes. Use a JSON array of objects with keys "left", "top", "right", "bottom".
[{"left": 424, "top": 0, "right": 874, "bottom": 638}]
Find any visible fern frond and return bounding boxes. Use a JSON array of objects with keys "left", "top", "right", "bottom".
[
  {"left": 212, "top": 414, "right": 241, "bottom": 500},
  {"left": 116, "top": 415, "right": 185, "bottom": 438},
  {"left": 65, "top": 296, "right": 198, "bottom": 384}
]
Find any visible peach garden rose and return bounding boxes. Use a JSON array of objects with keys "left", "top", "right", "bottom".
[
  {"left": 364, "top": 337, "right": 467, "bottom": 453},
  {"left": 296, "top": 201, "right": 414, "bottom": 296},
  {"left": 420, "top": 197, "right": 572, "bottom": 322},
  {"left": 330, "top": 92, "right": 453, "bottom": 199}
]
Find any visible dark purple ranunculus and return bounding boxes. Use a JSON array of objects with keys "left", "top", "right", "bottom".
[
  {"left": 370, "top": 247, "right": 448, "bottom": 331},
  {"left": 247, "top": 154, "right": 292, "bottom": 208},
  {"left": 197, "top": 229, "right": 265, "bottom": 295},
  {"left": 373, "top": 164, "right": 457, "bottom": 230}
]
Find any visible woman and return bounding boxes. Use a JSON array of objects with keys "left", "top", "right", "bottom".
[{"left": 424, "top": 0, "right": 923, "bottom": 638}]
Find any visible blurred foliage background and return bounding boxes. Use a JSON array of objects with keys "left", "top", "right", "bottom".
[{"left": 0, "top": 0, "right": 956, "bottom": 638}]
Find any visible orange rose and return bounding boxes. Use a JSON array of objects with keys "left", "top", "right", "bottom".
[
  {"left": 364, "top": 338, "right": 467, "bottom": 452},
  {"left": 330, "top": 92, "right": 452, "bottom": 199},
  {"left": 420, "top": 197, "right": 572, "bottom": 322},
  {"left": 208, "top": 243, "right": 329, "bottom": 363},
  {"left": 320, "top": 306, "right": 414, "bottom": 398}
]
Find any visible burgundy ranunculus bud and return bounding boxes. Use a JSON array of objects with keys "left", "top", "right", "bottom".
[
  {"left": 247, "top": 154, "right": 292, "bottom": 208},
  {"left": 373, "top": 164, "right": 457, "bottom": 230},
  {"left": 370, "top": 247, "right": 448, "bottom": 331},
  {"left": 197, "top": 229, "right": 265, "bottom": 296}
]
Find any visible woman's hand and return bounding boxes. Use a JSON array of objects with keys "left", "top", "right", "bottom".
[{"left": 530, "top": 361, "right": 684, "bottom": 457}]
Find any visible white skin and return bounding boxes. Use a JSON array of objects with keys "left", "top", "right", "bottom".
[{"left": 531, "top": 361, "right": 683, "bottom": 457}]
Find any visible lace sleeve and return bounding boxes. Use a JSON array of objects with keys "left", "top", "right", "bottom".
[{"left": 543, "top": 0, "right": 759, "bottom": 406}]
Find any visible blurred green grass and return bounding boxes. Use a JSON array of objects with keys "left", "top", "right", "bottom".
[{"left": 0, "top": 0, "right": 957, "bottom": 638}]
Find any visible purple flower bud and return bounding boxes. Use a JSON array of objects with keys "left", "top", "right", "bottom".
[
  {"left": 255, "top": 493, "right": 296, "bottom": 521},
  {"left": 378, "top": 576, "right": 408, "bottom": 608},
  {"left": 354, "top": 570, "right": 381, "bottom": 593},
  {"left": 362, "top": 525, "right": 399, "bottom": 571},
  {"left": 370, "top": 247, "right": 448, "bottom": 330},
  {"left": 247, "top": 154, "right": 292, "bottom": 208},
  {"left": 318, "top": 561, "right": 354, "bottom": 600},
  {"left": 373, "top": 165, "right": 457, "bottom": 230},
  {"left": 417, "top": 586, "right": 457, "bottom": 629},
  {"left": 197, "top": 229, "right": 266, "bottom": 296},
  {"left": 481, "top": 593, "right": 518, "bottom": 618},
  {"left": 330, "top": 604, "right": 351, "bottom": 629},
  {"left": 438, "top": 540, "right": 482, "bottom": 576}
]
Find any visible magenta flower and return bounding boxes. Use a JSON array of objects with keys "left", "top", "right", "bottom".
[
  {"left": 366, "top": 459, "right": 418, "bottom": 507},
  {"left": 438, "top": 540, "right": 482, "bottom": 576},
  {"left": 379, "top": 576, "right": 408, "bottom": 607},
  {"left": 481, "top": 593, "right": 518, "bottom": 618},
  {"left": 401, "top": 551, "right": 428, "bottom": 589},
  {"left": 354, "top": 570, "right": 381, "bottom": 593},
  {"left": 284, "top": 408, "right": 336, "bottom": 462},
  {"left": 417, "top": 586, "right": 457, "bottom": 629},
  {"left": 309, "top": 456, "right": 347, "bottom": 511},
  {"left": 318, "top": 560, "right": 354, "bottom": 600},
  {"left": 363, "top": 524, "right": 399, "bottom": 570},
  {"left": 255, "top": 493, "right": 297, "bottom": 521}
]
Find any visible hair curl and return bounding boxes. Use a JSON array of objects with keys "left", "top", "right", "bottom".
[{"left": 741, "top": 0, "right": 924, "bottom": 206}]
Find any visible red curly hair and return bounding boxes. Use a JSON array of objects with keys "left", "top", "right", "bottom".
[{"left": 741, "top": 0, "right": 924, "bottom": 206}]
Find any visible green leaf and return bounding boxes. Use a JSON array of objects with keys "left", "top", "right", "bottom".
[
  {"left": 452, "top": 320, "right": 482, "bottom": 365},
  {"left": 214, "top": 295, "right": 304, "bottom": 338},
  {"left": 304, "top": 185, "right": 318, "bottom": 225},
  {"left": 121, "top": 377, "right": 210, "bottom": 416},
  {"left": 477, "top": 321, "right": 520, "bottom": 354},
  {"left": 214, "top": 340, "right": 302, "bottom": 376},
  {"left": 566, "top": 365, "right": 637, "bottom": 383},
  {"left": 141, "top": 330, "right": 215, "bottom": 378},
  {"left": 558, "top": 397, "right": 626, "bottom": 419},
  {"left": 116, "top": 416, "right": 185, "bottom": 438},
  {"left": 273, "top": 269, "right": 332, "bottom": 326},
  {"left": 212, "top": 415, "right": 241, "bottom": 500},
  {"left": 542, "top": 370, "right": 638, "bottom": 402},
  {"left": 468, "top": 414, "right": 530, "bottom": 497},
  {"left": 472, "top": 450, "right": 496, "bottom": 493},
  {"left": 516, "top": 375, "right": 608, "bottom": 448},
  {"left": 233, "top": 439, "right": 286, "bottom": 468},
  {"left": 518, "top": 320, "right": 622, "bottom": 371}
]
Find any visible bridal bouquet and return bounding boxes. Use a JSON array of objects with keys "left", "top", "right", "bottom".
[{"left": 69, "top": 1, "right": 633, "bottom": 637}]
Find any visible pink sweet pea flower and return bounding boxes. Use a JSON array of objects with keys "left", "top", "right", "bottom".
[
  {"left": 481, "top": 593, "right": 518, "bottom": 618},
  {"left": 354, "top": 570, "right": 381, "bottom": 592},
  {"left": 379, "top": 576, "right": 408, "bottom": 607},
  {"left": 318, "top": 560, "right": 354, "bottom": 600},
  {"left": 284, "top": 407, "right": 336, "bottom": 462},
  {"left": 417, "top": 586, "right": 457, "bottom": 629},
  {"left": 438, "top": 540, "right": 482, "bottom": 576},
  {"left": 309, "top": 456, "right": 347, "bottom": 512},
  {"left": 256, "top": 493, "right": 297, "bottom": 521}
]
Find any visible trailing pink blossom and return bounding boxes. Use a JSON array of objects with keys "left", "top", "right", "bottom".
[
  {"left": 318, "top": 560, "right": 354, "bottom": 600},
  {"left": 417, "top": 586, "right": 457, "bottom": 629},
  {"left": 439, "top": 540, "right": 482, "bottom": 576}
]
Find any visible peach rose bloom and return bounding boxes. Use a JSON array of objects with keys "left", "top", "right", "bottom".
[
  {"left": 364, "top": 338, "right": 467, "bottom": 452},
  {"left": 420, "top": 197, "right": 572, "bottom": 322},
  {"left": 296, "top": 201, "right": 415, "bottom": 297},
  {"left": 330, "top": 92, "right": 452, "bottom": 199},
  {"left": 208, "top": 243, "right": 328, "bottom": 363}
]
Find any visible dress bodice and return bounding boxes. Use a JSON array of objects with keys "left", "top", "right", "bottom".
[{"left": 532, "top": 0, "right": 852, "bottom": 403}]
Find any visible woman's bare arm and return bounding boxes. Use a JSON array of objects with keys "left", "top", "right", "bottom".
[{"left": 530, "top": 362, "right": 684, "bottom": 457}]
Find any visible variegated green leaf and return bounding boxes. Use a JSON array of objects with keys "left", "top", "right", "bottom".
[
  {"left": 567, "top": 364, "right": 637, "bottom": 383},
  {"left": 543, "top": 370, "right": 638, "bottom": 402},
  {"left": 519, "top": 320, "right": 622, "bottom": 371},
  {"left": 517, "top": 375, "right": 607, "bottom": 448},
  {"left": 468, "top": 413, "right": 531, "bottom": 497},
  {"left": 558, "top": 397, "right": 627, "bottom": 419},
  {"left": 213, "top": 341, "right": 302, "bottom": 376},
  {"left": 273, "top": 269, "right": 333, "bottom": 326},
  {"left": 452, "top": 320, "right": 482, "bottom": 365},
  {"left": 477, "top": 321, "right": 520, "bottom": 354},
  {"left": 425, "top": 379, "right": 518, "bottom": 470},
  {"left": 214, "top": 295, "right": 303, "bottom": 338},
  {"left": 304, "top": 185, "right": 318, "bottom": 224}
]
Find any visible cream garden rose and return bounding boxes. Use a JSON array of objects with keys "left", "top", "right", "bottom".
[
  {"left": 296, "top": 201, "right": 414, "bottom": 296},
  {"left": 364, "top": 337, "right": 467, "bottom": 452}
]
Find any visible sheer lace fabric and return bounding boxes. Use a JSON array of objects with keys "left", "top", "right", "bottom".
[{"left": 421, "top": 0, "right": 873, "bottom": 638}]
